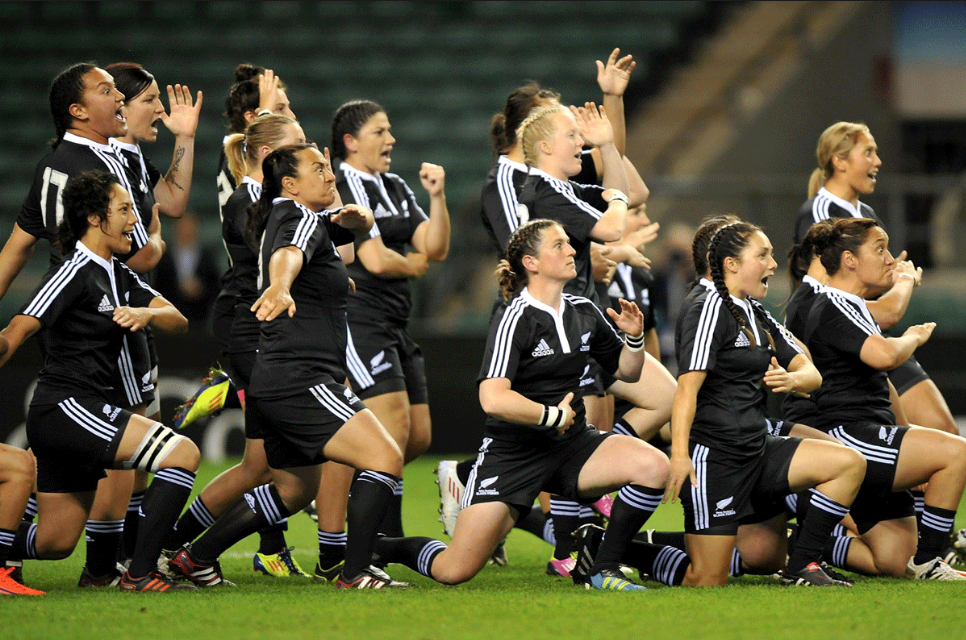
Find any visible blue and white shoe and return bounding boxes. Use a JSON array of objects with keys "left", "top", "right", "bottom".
[{"left": 588, "top": 567, "right": 647, "bottom": 591}]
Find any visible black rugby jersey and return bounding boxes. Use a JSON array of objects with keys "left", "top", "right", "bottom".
[
  {"left": 676, "top": 279, "right": 803, "bottom": 455},
  {"left": 214, "top": 177, "right": 261, "bottom": 353},
  {"left": 802, "top": 287, "right": 894, "bottom": 427},
  {"left": 479, "top": 156, "right": 528, "bottom": 256},
  {"left": 18, "top": 241, "right": 159, "bottom": 404},
  {"left": 781, "top": 275, "right": 823, "bottom": 424},
  {"left": 217, "top": 142, "right": 237, "bottom": 209},
  {"left": 606, "top": 263, "right": 657, "bottom": 334},
  {"left": 18, "top": 132, "right": 149, "bottom": 263},
  {"left": 247, "top": 198, "right": 355, "bottom": 399},
  {"left": 517, "top": 169, "right": 608, "bottom": 304},
  {"left": 110, "top": 139, "right": 160, "bottom": 264},
  {"left": 337, "top": 162, "right": 429, "bottom": 325},
  {"left": 794, "top": 187, "right": 885, "bottom": 246},
  {"left": 478, "top": 289, "right": 624, "bottom": 443}
]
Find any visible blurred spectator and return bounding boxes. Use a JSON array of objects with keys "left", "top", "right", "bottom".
[
  {"left": 650, "top": 222, "right": 697, "bottom": 368},
  {"left": 154, "top": 212, "right": 220, "bottom": 330}
]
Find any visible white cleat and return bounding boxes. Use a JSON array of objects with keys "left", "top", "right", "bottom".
[
  {"left": 435, "top": 460, "right": 464, "bottom": 538},
  {"left": 906, "top": 556, "right": 966, "bottom": 581}
]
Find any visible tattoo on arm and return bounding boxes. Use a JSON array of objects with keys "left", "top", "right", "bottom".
[{"left": 165, "top": 147, "right": 186, "bottom": 191}]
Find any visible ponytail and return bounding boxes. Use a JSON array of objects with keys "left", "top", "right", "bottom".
[
  {"left": 246, "top": 143, "right": 313, "bottom": 249},
  {"left": 498, "top": 219, "right": 560, "bottom": 300}
]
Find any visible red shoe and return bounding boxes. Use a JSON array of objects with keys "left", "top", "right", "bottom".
[
  {"left": 118, "top": 569, "right": 197, "bottom": 592},
  {"left": 0, "top": 567, "right": 45, "bottom": 596}
]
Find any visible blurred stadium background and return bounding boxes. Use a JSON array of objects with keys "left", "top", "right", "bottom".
[{"left": 2, "top": 1, "right": 965, "bottom": 453}]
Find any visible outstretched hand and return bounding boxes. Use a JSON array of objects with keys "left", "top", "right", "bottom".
[
  {"left": 331, "top": 204, "right": 371, "bottom": 231},
  {"left": 570, "top": 102, "right": 614, "bottom": 149},
  {"left": 251, "top": 283, "right": 296, "bottom": 321},
  {"left": 160, "top": 84, "right": 202, "bottom": 138},
  {"left": 258, "top": 69, "right": 281, "bottom": 113},
  {"left": 596, "top": 48, "right": 636, "bottom": 97},
  {"left": 606, "top": 298, "right": 644, "bottom": 337}
]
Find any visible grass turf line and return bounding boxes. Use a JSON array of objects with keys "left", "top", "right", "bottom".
[{"left": 5, "top": 456, "right": 966, "bottom": 640}]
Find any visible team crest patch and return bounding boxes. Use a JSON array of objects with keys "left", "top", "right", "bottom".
[
  {"left": 476, "top": 476, "right": 500, "bottom": 496},
  {"left": 370, "top": 351, "right": 393, "bottom": 375},
  {"left": 878, "top": 426, "right": 898, "bottom": 445},
  {"left": 714, "top": 496, "right": 736, "bottom": 517},
  {"left": 343, "top": 387, "right": 359, "bottom": 404},
  {"left": 580, "top": 331, "right": 592, "bottom": 352}
]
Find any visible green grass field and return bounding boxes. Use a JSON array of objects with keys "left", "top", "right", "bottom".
[{"left": 6, "top": 456, "right": 966, "bottom": 640}]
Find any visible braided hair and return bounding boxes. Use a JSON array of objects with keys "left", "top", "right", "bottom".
[
  {"left": 496, "top": 219, "right": 561, "bottom": 300},
  {"left": 689, "top": 214, "right": 741, "bottom": 289},
  {"left": 707, "top": 221, "right": 776, "bottom": 351},
  {"left": 518, "top": 104, "right": 567, "bottom": 168},
  {"left": 246, "top": 143, "right": 315, "bottom": 249},
  {"left": 490, "top": 82, "right": 561, "bottom": 156}
]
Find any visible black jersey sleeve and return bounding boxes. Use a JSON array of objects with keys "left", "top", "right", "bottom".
[
  {"left": 676, "top": 292, "right": 727, "bottom": 374},
  {"left": 753, "top": 301, "right": 804, "bottom": 369},
  {"left": 526, "top": 181, "right": 602, "bottom": 244},
  {"left": 480, "top": 177, "right": 515, "bottom": 252},
  {"left": 793, "top": 199, "right": 817, "bottom": 246},
  {"left": 321, "top": 209, "right": 356, "bottom": 247},
  {"left": 270, "top": 204, "right": 324, "bottom": 264},
  {"left": 571, "top": 149, "right": 599, "bottom": 186},
  {"left": 119, "top": 261, "right": 162, "bottom": 308},
  {"left": 478, "top": 300, "right": 528, "bottom": 382},
  {"left": 585, "top": 300, "right": 624, "bottom": 374},
  {"left": 18, "top": 257, "right": 85, "bottom": 326},
  {"left": 815, "top": 295, "right": 878, "bottom": 358},
  {"left": 145, "top": 157, "right": 162, "bottom": 188}
]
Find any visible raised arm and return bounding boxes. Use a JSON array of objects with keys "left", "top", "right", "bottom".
[
  {"left": 153, "top": 85, "right": 203, "bottom": 218},
  {"left": 866, "top": 254, "right": 921, "bottom": 329},
  {"left": 606, "top": 298, "right": 646, "bottom": 381},
  {"left": 410, "top": 163, "right": 450, "bottom": 261},
  {"left": 859, "top": 322, "right": 935, "bottom": 370}
]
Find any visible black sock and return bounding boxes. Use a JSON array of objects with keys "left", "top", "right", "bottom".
[
  {"left": 345, "top": 470, "right": 398, "bottom": 578},
  {"left": 84, "top": 519, "right": 124, "bottom": 575},
  {"left": 318, "top": 530, "right": 347, "bottom": 567},
  {"left": 127, "top": 468, "right": 196, "bottom": 578},
  {"left": 164, "top": 496, "right": 216, "bottom": 551},
  {"left": 375, "top": 536, "right": 447, "bottom": 579},
  {"left": 550, "top": 497, "right": 581, "bottom": 559},
  {"left": 730, "top": 548, "right": 744, "bottom": 577},
  {"left": 455, "top": 460, "right": 474, "bottom": 486},
  {"left": 378, "top": 479, "right": 404, "bottom": 537},
  {"left": 786, "top": 489, "right": 849, "bottom": 573},
  {"left": 190, "top": 484, "right": 290, "bottom": 564},
  {"left": 0, "top": 528, "right": 14, "bottom": 566},
  {"left": 622, "top": 541, "right": 690, "bottom": 586},
  {"left": 21, "top": 495, "right": 37, "bottom": 523},
  {"left": 911, "top": 489, "right": 926, "bottom": 527},
  {"left": 9, "top": 522, "right": 36, "bottom": 560},
  {"left": 119, "top": 490, "right": 145, "bottom": 562},
  {"left": 257, "top": 520, "right": 288, "bottom": 555},
  {"left": 515, "top": 508, "right": 549, "bottom": 541},
  {"left": 915, "top": 504, "right": 957, "bottom": 564},
  {"left": 633, "top": 530, "right": 686, "bottom": 550},
  {"left": 822, "top": 534, "right": 853, "bottom": 571},
  {"left": 592, "top": 485, "right": 662, "bottom": 570}
]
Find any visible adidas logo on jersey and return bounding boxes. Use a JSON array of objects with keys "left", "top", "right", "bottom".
[
  {"left": 370, "top": 351, "right": 393, "bottom": 375},
  {"left": 580, "top": 331, "right": 592, "bottom": 352},
  {"left": 476, "top": 476, "right": 500, "bottom": 496},
  {"left": 714, "top": 496, "right": 737, "bottom": 518},
  {"left": 97, "top": 294, "right": 114, "bottom": 313},
  {"left": 531, "top": 339, "right": 554, "bottom": 357},
  {"left": 734, "top": 332, "right": 750, "bottom": 348},
  {"left": 878, "top": 425, "right": 898, "bottom": 445},
  {"left": 372, "top": 203, "right": 393, "bottom": 218}
]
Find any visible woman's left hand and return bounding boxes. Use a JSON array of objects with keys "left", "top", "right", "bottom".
[
  {"left": 419, "top": 163, "right": 446, "bottom": 197},
  {"left": 160, "top": 84, "right": 203, "bottom": 139},
  {"left": 570, "top": 102, "right": 614, "bottom": 148},
  {"left": 113, "top": 306, "right": 152, "bottom": 331},
  {"left": 607, "top": 298, "right": 644, "bottom": 337},
  {"left": 596, "top": 48, "right": 636, "bottom": 97},
  {"left": 763, "top": 357, "right": 804, "bottom": 395}
]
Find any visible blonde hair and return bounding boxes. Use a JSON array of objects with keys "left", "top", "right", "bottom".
[
  {"left": 518, "top": 104, "right": 568, "bottom": 168},
  {"left": 224, "top": 114, "right": 299, "bottom": 185},
  {"left": 808, "top": 121, "right": 872, "bottom": 198}
]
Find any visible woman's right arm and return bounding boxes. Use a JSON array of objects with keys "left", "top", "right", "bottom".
[
  {"left": 664, "top": 370, "right": 705, "bottom": 503},
  {"left": 251, "top": 245, "right": 304, "bottom": 321},
  {"left": 858, "top": 322, "right": 935, "bottom": 371},
  {"left": 478, "top": 377, "right": 574, "bottom": 436}
]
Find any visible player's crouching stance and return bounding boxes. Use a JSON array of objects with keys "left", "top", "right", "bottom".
[
  {"left": 0, "top": 172, "right": 198, "bottom": 592},
  {"left": 375, "top": 219, "right": 669, "bottom": 591}
]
